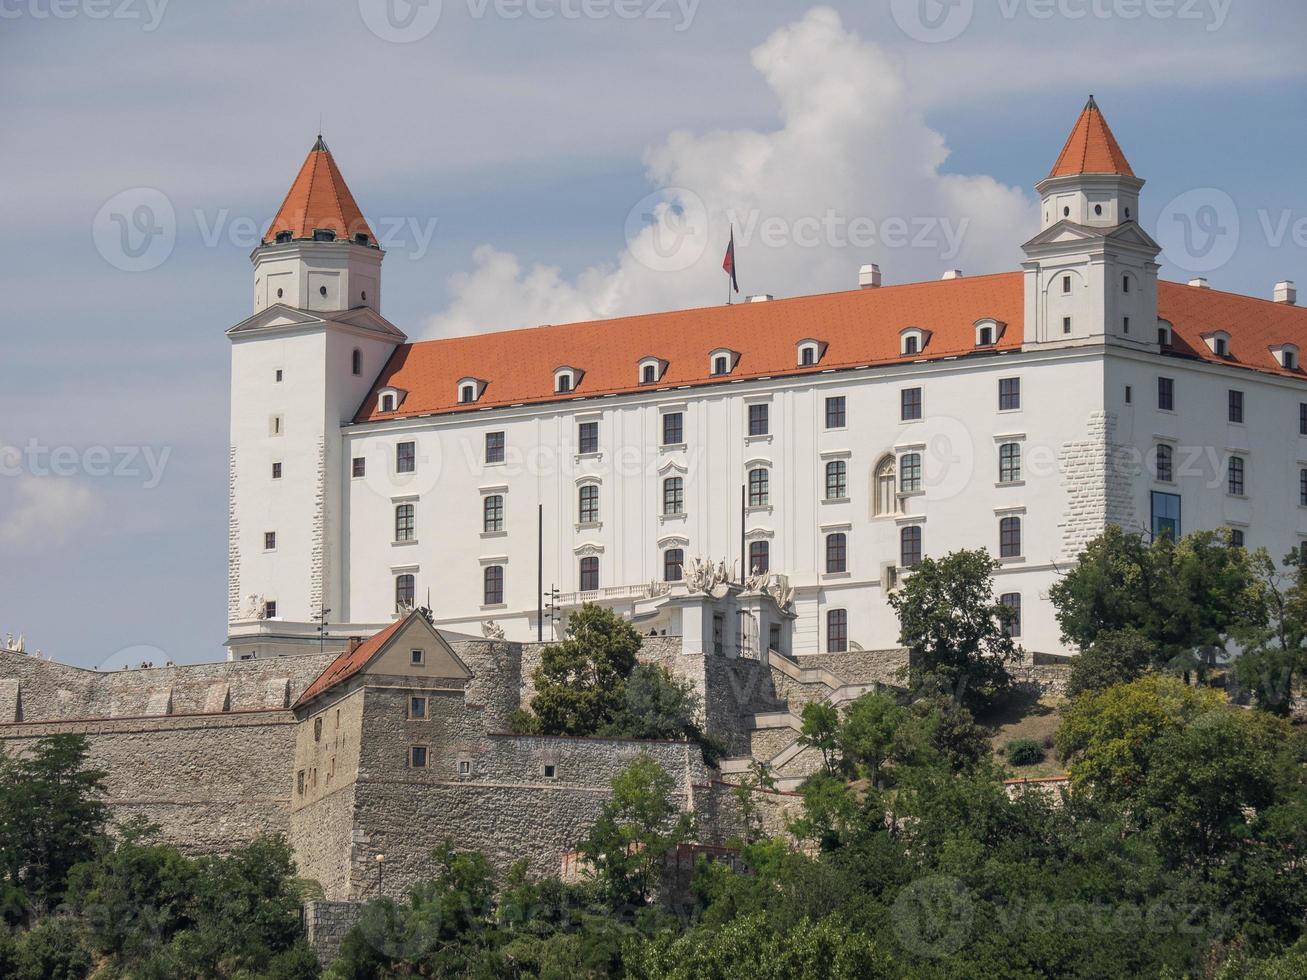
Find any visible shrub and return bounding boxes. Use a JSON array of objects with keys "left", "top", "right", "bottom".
[{"left": 1005, "top": 737, "right": 1045, "bottom": 767}]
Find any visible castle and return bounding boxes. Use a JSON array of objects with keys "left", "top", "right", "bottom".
[{"left": 0, "top": 97, "right": 1301, "bottom": 952}]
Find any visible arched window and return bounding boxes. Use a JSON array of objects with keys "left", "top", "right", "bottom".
[
  {"left": 663, "top": 477, "right": 684, "bottom": 516},
  {"left": 395, "top": 573, "right": 415, "bottom": 612},
  {"left": 825, "top": 532, "right": 847, "bottom": 574},
  {"left": 825, "top": 460, "right": 847, "bottom": 500},
  {"left": 460, "top": 384, "right": 475, "bottom": 403},
  {"left": 998, "top": 443, "right": 1022, "bottom": 484},
  {"left": 873, "top": 455, "right": 898, "bottom": 517},
  {"left": 483, "top": 495, "right": 504, "bottom": 533},
  {"left": 381, "top": 393, "right": 396, "bottom": 413},
  {"left": 483, "top": 565, "right": 504, "bottom": 605},
  {"left": 664, "top": 548, "right": 684, "bottom": 582},
  {"left": 748, "top": 540, "right": 769, "bottom": 575},
  {"left": 999, "top": 516, "right": 1022, "bottom": 558},
  {"left": 748, "top": 468, "right": 769, "bottom": 507},
  {"left": 352, "top": 348, "right": 363, "bottom": 376},
  {"left": 642, "top": 364, "right": 656, "bottom": 384},
  {"left": 578, "top": 484, "right": 600, "bottom": 524}
]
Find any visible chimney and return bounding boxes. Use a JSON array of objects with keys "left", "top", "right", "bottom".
[
  {"left": 746, "top": 294, "right": 773, "bottom": 303},
  {"left": 1188, "top": 277, "right": 1210, "bottom": 289},
  {"left": 346, "top": 636, "right": 363, "bottom": 654},
  {"left": 941, "top": 269, "right": 963, "bottom": 280},
  {"left": 1274, "top": 280, "right": 1297, "bottom": 306},
  {"left": 858, "top": 264, "right": 882, "bottom": 289}
]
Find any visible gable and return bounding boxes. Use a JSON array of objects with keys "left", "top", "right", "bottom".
[{"left": 367, "top": 616, "right": 471, "bottom": 682}]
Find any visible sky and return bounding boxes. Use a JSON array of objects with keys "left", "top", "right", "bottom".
[{"left": 1, "top": 0, "right": 1305, "bottom": 667}]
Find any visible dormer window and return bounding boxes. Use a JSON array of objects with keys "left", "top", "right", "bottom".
[
  {"left": 974, "top": 319, "right": 1006, "bottom": 348},
  {"left": 795, "top": 339, "right": 826, "bottom": 368},
  {"left": 377, "top": 386, "right": 405, "bottom": 414},
  {"left": 553, "top": 366, "right": 583, "bottom": 394},
  {"left": 1203, "top": 332, "right": 1231, "bottom": 358},
  {"left": 709, "top": 349, "right": 739, "bottom": 377},
  {"left": 900, "top": 327, "right": 930, "bottom": 357},
  {"left": 637, "top": 357, "right": 668, "bottom": 385},
  {"left": 275, "top": 230, "right": 292, "bottom": 244},
  {"left": 354, "top": 233, "right": 370, "bottom": 245},
  {"left": 1271, "top": 344, "right": 1300, "bottom": 371},
  {"left": 457, "top": 377, "right": 486, "bottom": 404},
  {"left": 1157, "top": 320, "right": 1173, "bottom": 347},
  {"left": 312, "top": 228, "right": 336, "bottom": 242}
]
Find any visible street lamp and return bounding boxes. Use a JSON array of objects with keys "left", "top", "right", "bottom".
[{"left": 375, "top": 853, "right": 385, "bottom": 895}]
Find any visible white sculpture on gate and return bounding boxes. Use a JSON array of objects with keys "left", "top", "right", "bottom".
[
  {"left": 684, "top": 557, "right": 731, "bottom": 594},
  {"left": 481, "top": 620, "right": 505, "bottom": 640},
  {"left": 242, "top": 594, "right": 267, "bottom": 621}
]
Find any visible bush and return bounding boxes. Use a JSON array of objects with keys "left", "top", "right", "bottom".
[{"left": 1005, "top": 737, "right": 1045, "bottom": 767}]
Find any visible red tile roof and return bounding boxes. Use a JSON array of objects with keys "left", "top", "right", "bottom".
[
  {"left": 352, "top": 273, "right": 1307, "bottom": 423},
  {"left": 355, "top": 273, "right": 1025, "bottom": 422},
  {"left": 264, "top": 137, "right": 376, "bottom": 245},
  {"left": 295, "top": 614, "right": 410, "bottom": 707},
  {"left": 1048, "top": 96, "right": 1135, "bottom": 179}
]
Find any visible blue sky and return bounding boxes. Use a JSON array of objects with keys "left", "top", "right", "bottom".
[{"left": 1, "top": 0, "right": 1305, "bottom": 666}]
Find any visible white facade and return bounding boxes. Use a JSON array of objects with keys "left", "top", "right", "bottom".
[{"left": 225, "top": 122, "right": 1307, "bottom": 661}]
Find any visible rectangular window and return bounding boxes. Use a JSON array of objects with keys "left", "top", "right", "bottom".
[
  {"left": 271, "top": 462, "right": 282, "bottom": 479},
  {"left": 409, "top": 746, "right": 428, "bottom": 768},
  {"left": 1228, "top": 390, "right": 1244, "bottom": 424},
  {"left": 352, "top": 457, "right": 365, "bottom": 478},
  {"left": 998, "top": 443, "right": 1021, "bottom": 484},
  {"left": 459, "top": 760, "right": 471, "bottom": 776},
  {"left": 663, "top": 548, "right": 684, "bottom": 582},
  {"left": 1063, "top": 316, "right": 1072, "bottom": 335},
  {"left": 1158, "top": 377, "right": 1174, "bottom": 411},
  {"left": 275, "top": 369, "right": 283, "bottom": 382},
  {"left": 825, "top": 533, "right": 848, "bottom": 574},
  {"left": 485, "top": 432, "right": 505, "bottom": 464},
  {"left": 578, "top": 421, "right": 599, "bottom": 455},
  {"left": 395, "top": 503, "right": 415, "bottom": 542},
  {"left": 900, "top": 526, "right": 922, "bottom": 568},
  {"left": 396, "top": 576, "right": 415, "bottom": 611},
  {"left": 483, "top": 494, "right": 504, "bottom": 533},
  {"left": 999, "top": 516, "right": 1022, "bottom": 558},
  {"left": 578, "top": 484, "right": 600, "bottom": 524},
  {"left": 1228, "top": 456, "right": 1245, "bottom": 496},
  {"left": 712, "top": 614, "right": 724, "bottom": 656},
  {"left": 579, "top": 556, "right": 599, "bottom": 591},
  {"left": 397, "top": 441, "right": 416, "bottom": 473},
  {"left": 1229, "top": 528, "right": 1245, "bottom": 548},
  {"left": 1062, "top": 275, "right": 1071, "bottom": 294},
  {"left": 901, "top": 388, "right": 922, "bottom": 421},
  {"left": 1000, "top": 593, "right": 1022, "bottom": 638},
  {"left": 899, "top": 453, "right": 922, "bottom": 494},
  {"left": 748, "top": 403, "right": 769, "bottom": 437},
  {"left": 1300, "top": 403, "right": 1307, "bottom": 436},
  {"left": 1150, "top": 491, "right": 1181, "bottom": 542},
  {"left": 662, "top": 412, "right": 683, "bottom": 446},
  {"left": 825, "top": 396, "right": 846, "bottom": 429},
  {"left": 483, "top": 565, "right": 504, "bottom": 605},
  {"left": 748, "top": 540, "right": 769, "bottom": 575},
  {"left": 1155, "top": 444, "right": 1173, "bottom": 483},
  {"left": 409, "top": 696, "right": 428, "bottom": 720},
  {"left": 1125, "top": 385, "right": 1133, "bottom": 405},
  {"left": 264, "top": 531, "right": 276, "bottom": 550},
  {"left": 264, "top": 600, "right": 277, "bottom": 619},
  {"left": 410, "top": 648, "right": 425, "bottom": 666},
  {"left": 826, "top": 609, "right": 848, "bottom": 653},
  {"left": 748, "top": 468, "right": 769, "bottom": 507},
  {"left": 543, "top": 764, "right": 557, "bottom": 779},
  {"left": 769, "top": 623, "right": 782, "bottom": 654},
  {"left": 825, "top": 460, "right": 847, "bottom": 500},
  {"left": 1300, "top": 468, "right": 1307, "bottom": 507},
  {"left": 663, "top": 477, "right": 684, "bottom": 516},
  {"left": 999, "top": 378, "right": 1021, "bottom": 411},
  {"left": 1123, "top": 316, "right": 1131, "bottom": 334}
]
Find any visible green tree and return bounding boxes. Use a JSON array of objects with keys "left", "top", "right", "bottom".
[
  {"left": 796, "top": 701, "right": 840, "bottom": 776},
  {"left": 602, "top": 663, "right": 723, "bottom": 763},
  {"left": 837, "top": 691, "right": 904, "bottom": 789},
  {"left": 579, "top": 754, "right": 693, "bottom": 907},
  {"left": 526, "top": 603, "right": 642, "bottom": 736},
  {"left": 887, "top": 549, "right": 1020, "bottom": 712},
  {"left": 1065, "top": 627, "right": 1153, "bottom": 698},
  {"left": 1233, "top": 549, "right": 1307, "bottom": 715},
  {"left": 0, "top": 734, "right": 107, "bottom": 917}
]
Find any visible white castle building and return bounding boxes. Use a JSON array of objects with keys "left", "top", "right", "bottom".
[{"left": 226, "top": 101, "right": 1307, "bottom": 662}]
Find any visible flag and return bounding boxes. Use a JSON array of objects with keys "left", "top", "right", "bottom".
[{"left": 722, "top": 228, "right": 739, "bottom": 295}]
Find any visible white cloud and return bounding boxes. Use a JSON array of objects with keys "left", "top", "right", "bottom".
[
  {"left": 423, "top": 7, "right": 1038, "bottom": 338},
  {"left": 0, "top": 477, "right": 100, "bottom": 552}
]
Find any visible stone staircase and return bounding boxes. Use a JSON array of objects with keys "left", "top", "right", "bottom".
[{"left": 718, "top": 649, "right": 904, "bottom": 792}]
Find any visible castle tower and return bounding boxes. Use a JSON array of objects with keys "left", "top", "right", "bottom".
[
  {"left": 225, "top": 138, "right": 405, "bottom": 659},
  {"left": 1021, "top": 97, "right": 1161, "bottom": 349}
]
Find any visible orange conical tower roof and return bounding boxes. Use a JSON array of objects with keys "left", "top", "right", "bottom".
[
  {"left": 263, "top": 136, "right": 376, "bottom": 245},
  {"left": 1048, "top": 96, "right": 1135, "bottom": 179}
]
